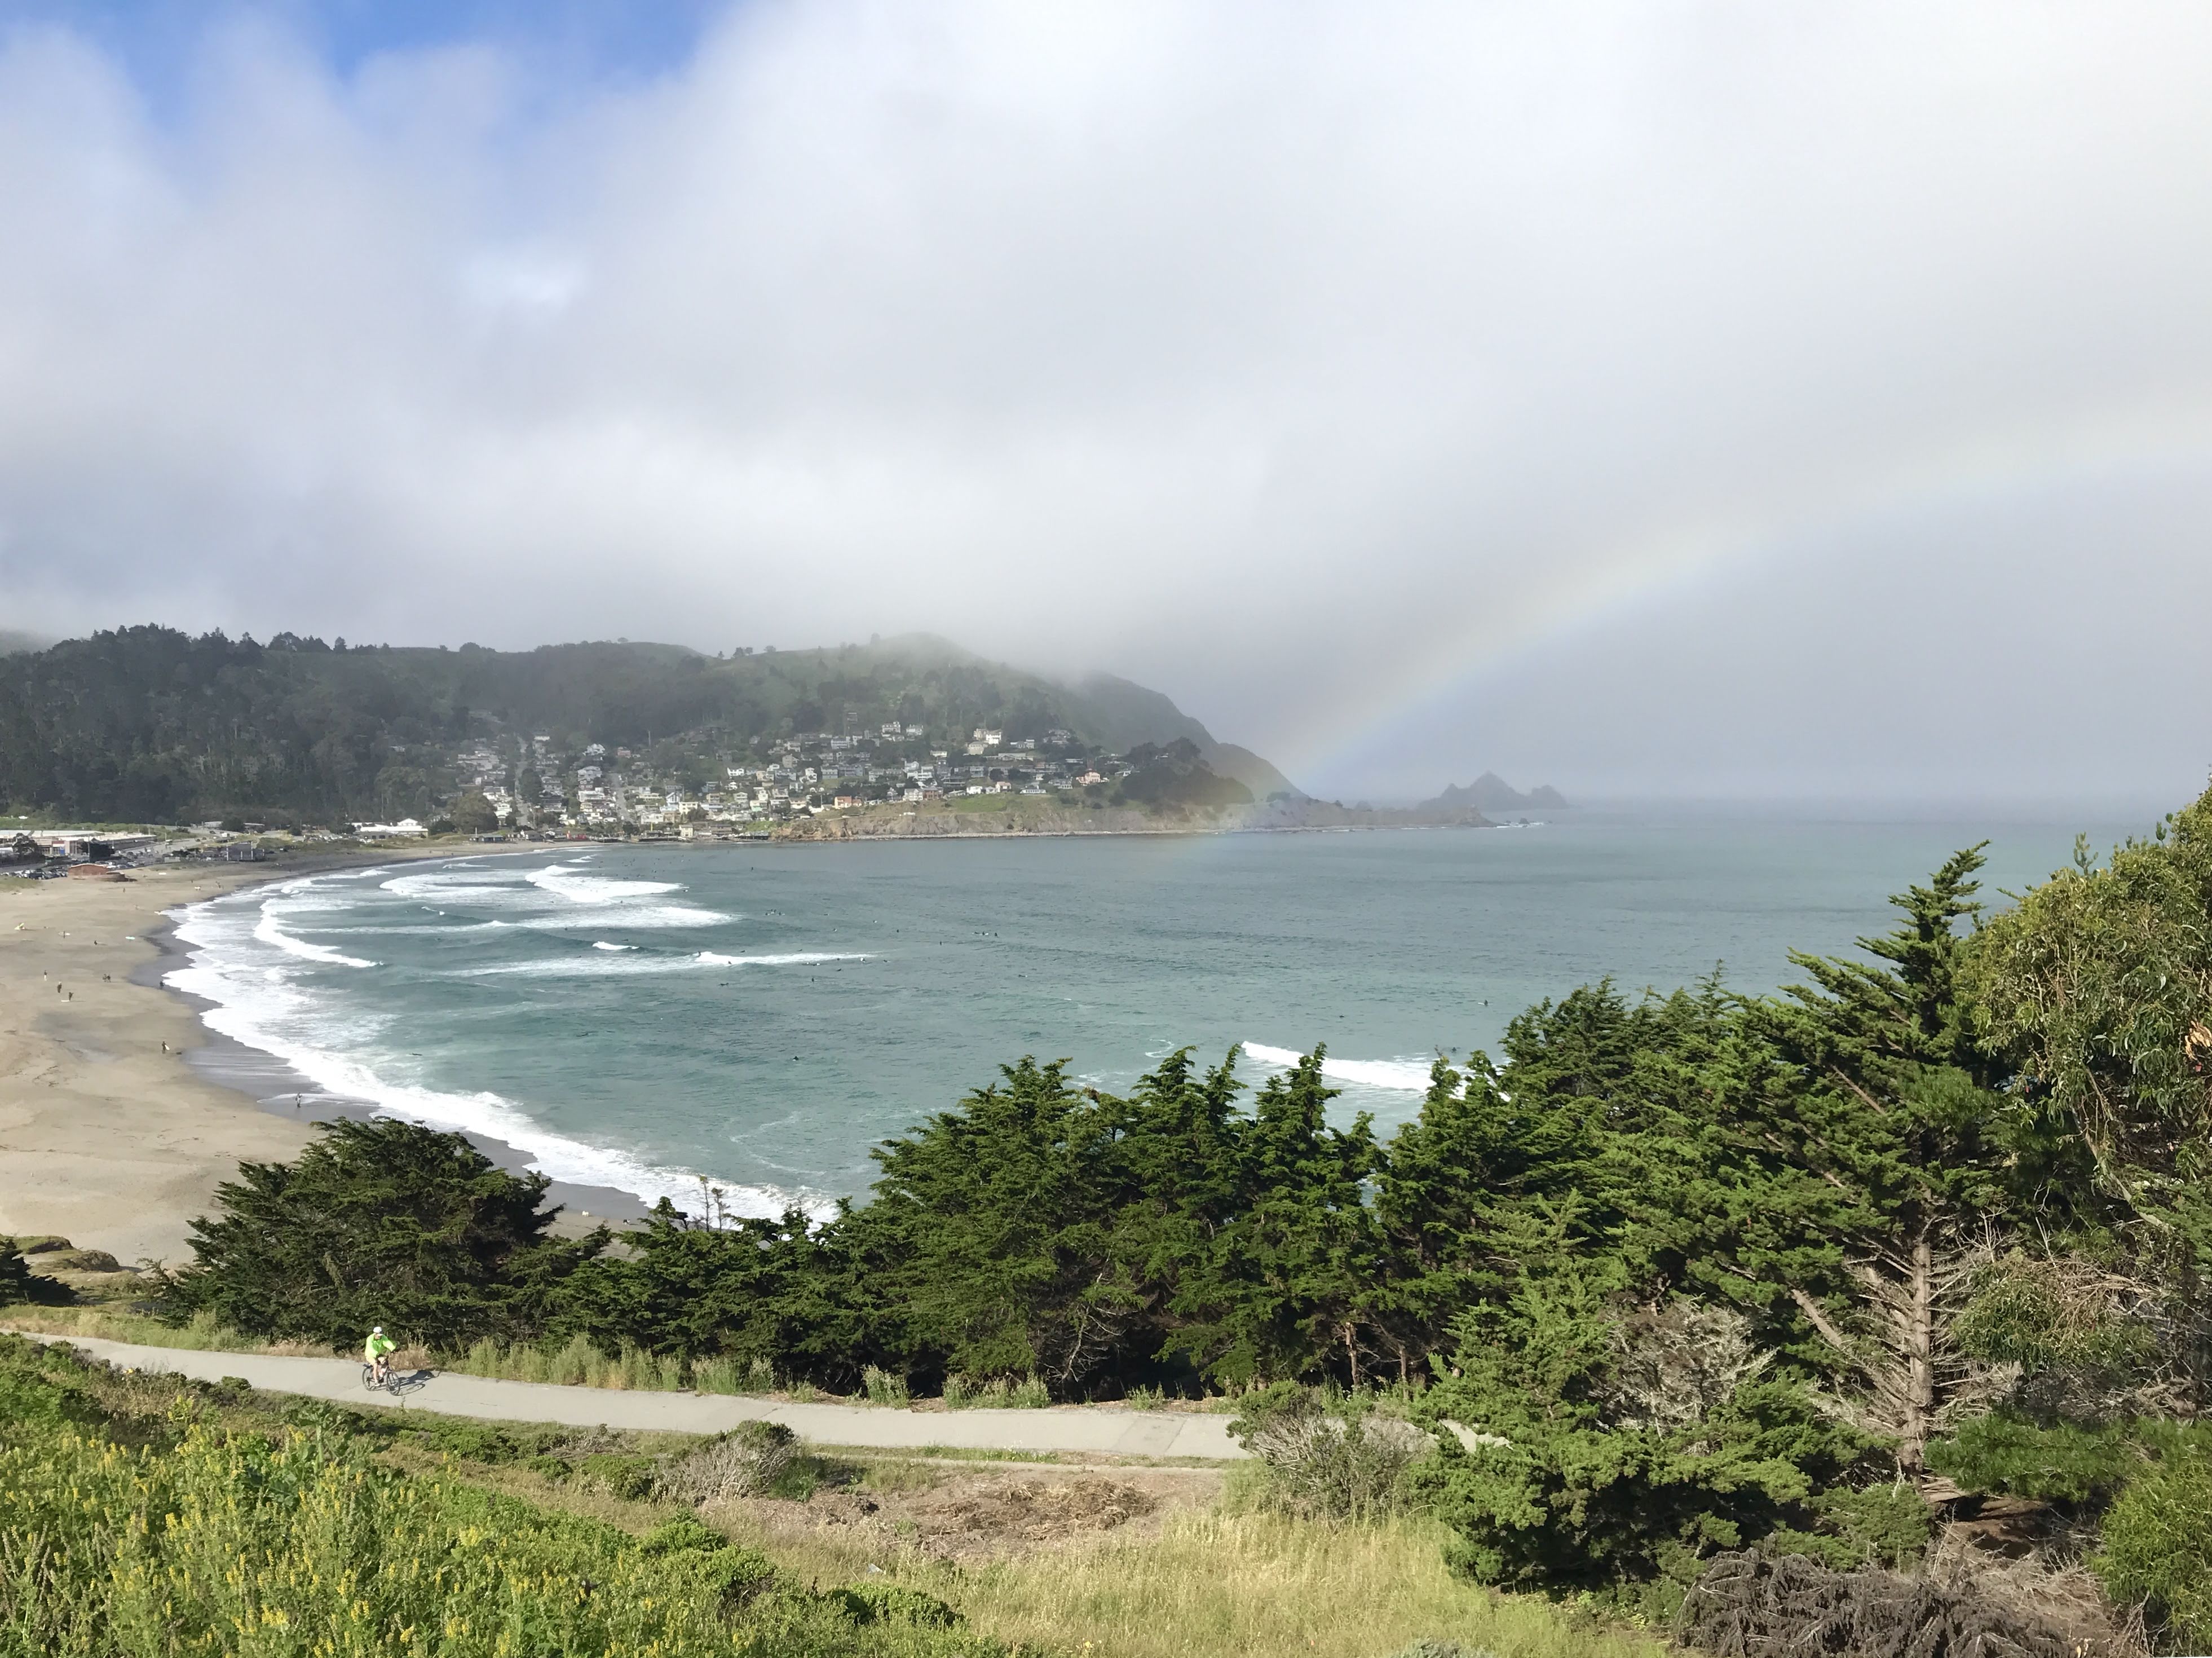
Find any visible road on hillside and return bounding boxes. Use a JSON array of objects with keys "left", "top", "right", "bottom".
[{"left": 27, "top": 1335, "right": 1249, "bottom": 1461}]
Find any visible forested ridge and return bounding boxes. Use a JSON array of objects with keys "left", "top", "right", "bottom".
[
  {"left": 83, "top": 780, "right": 2212, "bottom": 1643},
  {"left": 0, "top": 625, "right": 1284, "bottom": 823}
]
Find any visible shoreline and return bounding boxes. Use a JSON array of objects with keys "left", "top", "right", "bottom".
[
  {"left": 138, "top": 885, "right": 652, "bottom": 1229},
  {"left": 5, "top": 819, "right": 1516, "bottom": 1266},
  {"left": 0, "top": 844, "right": 647, "bottom": 1269},
  {"left": 137, "top": 854, "right": 650, "bottom": 1231}
]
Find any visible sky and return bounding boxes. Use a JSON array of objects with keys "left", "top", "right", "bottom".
[{"left": 2, "top": 2, "right": 2210, "bottom": 809}]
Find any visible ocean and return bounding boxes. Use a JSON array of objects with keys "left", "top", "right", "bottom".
[{"left": 165, "top": 810, "right": 2134, "bottom": 1219}]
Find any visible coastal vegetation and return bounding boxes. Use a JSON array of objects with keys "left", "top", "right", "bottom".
[
  {"left": 116, "top": 778, "right": 2212, "bottom": 1650},
  {"left": 0, "top": 1334, "right": 1640, "bottom": 1658}
]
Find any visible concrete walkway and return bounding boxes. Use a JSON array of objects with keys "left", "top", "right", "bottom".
[{"left": 29, "top": 1335, "right": 1248, "bottom": 1461}]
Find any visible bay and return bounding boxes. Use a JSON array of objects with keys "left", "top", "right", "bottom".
[{"left": 167, "top": 808, "right": 2135, "bottom": 1216}]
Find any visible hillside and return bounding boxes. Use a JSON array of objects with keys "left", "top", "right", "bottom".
[
  {"left": 0, "top": 627, "right": 1301, "bottom": 826},
  {"left": 1418, "top": 771, "right": 1568, "bottom": 814},
  {"left": 1066, "top": 672, "right": 1302, "bottom": 800}
]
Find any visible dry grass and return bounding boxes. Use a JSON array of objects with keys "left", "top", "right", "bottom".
[
  {"left": 947, "top": 1510, "right": 1665, "bottom": 1658},
  {"left": 0, "top": 1306, "right": 266, "bottom": 1351},
  {"left": 719, "top": 1502, "right": 1663, "bottom": 1658}
]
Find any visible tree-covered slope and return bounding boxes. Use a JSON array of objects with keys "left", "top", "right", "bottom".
[{"left": 0, "top": 626, "right": 1299, "bottom": 823}]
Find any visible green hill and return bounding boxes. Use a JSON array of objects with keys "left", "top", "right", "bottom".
[{"left": 0, "top": 626, "right": 1299, "bottom": 824}]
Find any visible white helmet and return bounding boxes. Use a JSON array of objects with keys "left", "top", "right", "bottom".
[{"left": 372, "top": 1326, "right": 383, "bottom": 1334}]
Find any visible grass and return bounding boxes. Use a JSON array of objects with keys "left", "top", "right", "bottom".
[
  {"left": 0, "top": 1339, "right": 996, "bottom": 1657},
  {"left": 1, "top": 1305, "right": 275, "bottom": 1352},
  {"left": 864, "top": 1365, "right": 912, "bottom": 1407},
  {"left": 734, "top": 1506, "right": 1666, "bottom": 1658},
  {"left": 454, "top": 1333, "right": 686, "bottom": 1390},
  {"left": 943, "top": 1374, "right": 1051, "bottom": 1410},
  {"left": 3, "top": 1334, "right": 1666, "bottom": 1658}
]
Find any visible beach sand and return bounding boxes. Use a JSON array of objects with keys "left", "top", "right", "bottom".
[
  {"left": 2, "top": 845, "right": 651, "bottom": 1268},
  {"left": 0, "top": 860, "right": 321, "bottom": 1264}
]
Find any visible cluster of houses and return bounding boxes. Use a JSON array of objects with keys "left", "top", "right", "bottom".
[{"left": 448, "top": 724, "right": 1133, "bottom": 834}]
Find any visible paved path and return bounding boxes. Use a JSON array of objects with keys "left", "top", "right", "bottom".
[{"left": 29, "top": 1335, "right": 1248, "bottom": 1461}]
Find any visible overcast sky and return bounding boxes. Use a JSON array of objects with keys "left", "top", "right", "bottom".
[{"left": 2, "top": 1, "right": 2210, "bottom": 807}]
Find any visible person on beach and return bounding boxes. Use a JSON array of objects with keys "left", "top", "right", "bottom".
[{"left": 364, "top": 1326, "right": 395, "bottom": 1386}]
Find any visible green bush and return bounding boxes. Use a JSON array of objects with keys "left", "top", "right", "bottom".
[
  {"left": 2094, "top": 1443, "right": 2212, "bottom": 1650},
  {"left": 157, "top": 1119, "right": 604, "bottom": 1350},
  {"left": 419, "top": 1420, "right": 527, "bottom": 1464},
  {"left": 0, "top": 1237, "right": 68, "bottom": 1307},
  {"left": 1760, "top": 1485, "right": 1935, "bottom": 1571},
  {"left": 827, "top": 1584, "right": 961, "bottom": 1628},
  {"left": 1411, "top": 1278, "right": 1882, "bottom": 1607},
  {"left": 578, "top": 1450, "right": 658, "bottom": 1500},
  {"left": 863, "top": 1365, "right": 911, "bottom": 1406},
  {"left": 1926, "top": 1411, "right": 2140, "bottom": 1506}
]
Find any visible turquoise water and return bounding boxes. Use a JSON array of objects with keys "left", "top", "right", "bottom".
[{"left": 169, "top": 812, "right": 2127, "bottom": 1215}]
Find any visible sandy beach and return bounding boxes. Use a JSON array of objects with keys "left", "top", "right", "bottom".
[
  {"left": 0, "top": 859, "right": 321, "bottom": 1263},
  {"left": 1, "top": 844, "right": 661, "bottom": 1268}
]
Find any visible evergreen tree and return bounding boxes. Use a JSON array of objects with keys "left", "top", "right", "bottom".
[
  {"left": 550, "top": 1203, "right": 868, "bottom": 1382},
  {"left": 1177, "top": 1051, "right": 1384, "bottom": 1385},
  {"left": 854, "top": 1058, "right": 1137, "bottom": 1391},
  {"left": 162, "top": 1119, "right": 603, "bottom": 1349},
  {"left": 1692, "top": 850, "right": 2020, "bottom": 1472}
]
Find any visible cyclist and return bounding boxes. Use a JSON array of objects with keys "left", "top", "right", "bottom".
[{"left": 364, "top": 1325, "right": 395, "bottom": 1388}]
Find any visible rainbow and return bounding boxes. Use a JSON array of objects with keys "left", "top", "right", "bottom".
[{"left": 1278, "top": 393, "right": 2212, "bottom": 788}]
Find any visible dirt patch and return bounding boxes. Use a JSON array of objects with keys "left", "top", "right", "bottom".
[{"left": 725, "top": 1462, "right": 1216, "bottom": 1563}]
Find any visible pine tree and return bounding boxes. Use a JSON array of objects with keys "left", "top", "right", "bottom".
[
  {"left": 855, "top": 1057, "right": 1135, "bottom": 1391},
  {"left": 1179, "top": 1050, "right": 1384, "bottom": 1385},
  {"left": 161, "top": 1119, "right": 603, "bottom": 1348},
  {"left": 1694, "top": 849, "right": 2018, "bottom": 1474}
]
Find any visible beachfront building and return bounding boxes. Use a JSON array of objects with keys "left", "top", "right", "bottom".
[{"left": 355, "top": 819, "right": 429, "bottom": 839}]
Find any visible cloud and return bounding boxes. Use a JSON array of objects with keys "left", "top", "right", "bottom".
[{"left": 2, "top": 2, "right": 2210, "bottom": 802}]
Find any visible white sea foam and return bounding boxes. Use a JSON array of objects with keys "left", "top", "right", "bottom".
[
  {"left": 379, "top": 862, "right": 732, "bottom": 928},
  {"left": 695, "top": 951, "right": 871, "bottom": 968},
  {"left": 166, "top": 874, "right": 815, "bottom": 1219},
  {"left": 251, "top": 902, "right": 376, "bottom": 969},
  {"left": 527, "top": 865, "right": 683, "bottom": 904},
  {"left": 1241, "top": 1042, "right": 1435, "bottom": 1092},
  {"left": 522, "top": 905, "right": 730, "bottom": 930},
  {"left": 456, "top": 949, "right": 869, "bottom": 978}
]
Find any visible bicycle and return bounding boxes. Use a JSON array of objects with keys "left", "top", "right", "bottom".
[{"left": 360, "top": 1360, "right": 398, "bottom": 1394}]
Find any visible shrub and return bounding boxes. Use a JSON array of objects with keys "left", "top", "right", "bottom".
[
  {"left": 863, "top": 1365, "right": 911, "bottom": 1406},
  {"left": 661, "top": 1420, "right": 799, "bottom": 1503},
  {"left": 420, "top": 1421, "right": 525, "bottom": 1464},
  {"left": 1231, "top": 1384, "right": 1429, "bottom": 1522},
  {"left": 1927, "top": 1411, "right": 2141, "bottom": 1506},
  {"left": 2093, "top": 1441, "right": 2212, "bottom": 1650},
  {"left": 577, "top": 1450, "right": 657, "bottom": 1499},
  {"left": 827, "top": 1584, "right": 961, "bottom": 1628},
  {"left": 1410, "top": 1273, "right": 1887, "bottom": 1608}
]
